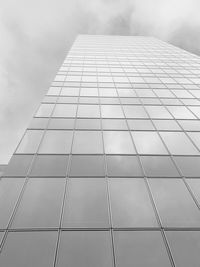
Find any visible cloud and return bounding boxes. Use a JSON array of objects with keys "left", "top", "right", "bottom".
[{"left": 0, "top": 0, "right": 200, "bottom": 163}]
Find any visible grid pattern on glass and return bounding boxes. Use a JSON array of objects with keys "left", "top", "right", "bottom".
[{"left": 1, "top": 34, "right": 200, "bottom": 266}]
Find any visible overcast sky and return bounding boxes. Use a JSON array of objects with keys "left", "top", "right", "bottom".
[{"left": 0, "top": 0, "right": 200, "bottom": 163}]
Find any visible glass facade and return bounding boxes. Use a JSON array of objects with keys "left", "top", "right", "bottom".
[{"left": 1, "top": 34, "right": 200, "bottom": 266}]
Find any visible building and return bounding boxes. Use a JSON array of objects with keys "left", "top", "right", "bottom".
[{"left": 1, "top": 34, "right": 200, "bottom": 266}]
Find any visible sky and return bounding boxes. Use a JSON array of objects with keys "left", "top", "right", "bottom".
[{"left": 0, "top": 0, "right": 200, "bottom": 163}]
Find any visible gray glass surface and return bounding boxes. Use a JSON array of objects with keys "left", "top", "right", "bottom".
[
  {"left": 140, "top": 156, "right": 180, "bottom": 177},
  {"left": 29, "top": 118, "right": 48, "bottom": 129},
  {"left": 56, "top": 231, "right": 113, "bottom": 267},
  {"left": 4, "top": 155, "right": 33, "bottom": 177},
  {"left": 186, "top": 179, "right": 200, "bottom": 205},
  {"left": 70, "top": 155, "right": 105, "bottom": 176},
  {"left": 187, "top": 132, "right": 200, "bottom": 150},
  {"left": 75, "top": 119, "right": 101, "bottom": 129},
  {"left": 53, "top": 104, "right": 77, "bottom": 117},
  {"left": 0, "top": 231, "right": 57, "bottom": 267},
  {"left": 101, "top": 105, "right": 124, "bottom": 118},
  {"left": 109, "top": 179, "right": 158, "bottom": 227},
  {"left": 106, "top": 155, "right": 143, "bottom": 177},
  {"left": 0, "top": 178, "right": 25, "bottom": 228},
  {"left": 128, "top": 119, "right": 154, "bottom": 130},
  {"left": 123, "top": 106, "right": 148, "bottom": 118},
  {"left": 145, "top": 106, "right": 172, "bottom": 119},
  {"left": 149, "top": 179, "right": 200, "bottom": 227},
  {"left": 12, "top": 178, "right": 65, "bottom": 228},
  {"left": 72, "top": 131, "right": 103, "bottom": 154},
  {"left": 178, "top": 120, "right": 200, "bottom": 131},
  {"left": 167, "top": 106, "right": 196, "bottom": 119},
  {"left": 30, "top": 155, "right": 68, "bottom": 177},
  {"left": 104, "top": 131, "right": 135, "bottom": 154},
  {"left": 114, "top": 231, "right": 171, "bottom": 267},
  {"left": 48, "top": 118, "right": 75, "bottom": 129},
  {"left": 174, "top": 156, "right": 200, "bottom": 177},
  {"left": 39, "top": 130, "right": 73, "bottom": 154},
  {"left": 160, "top": 132, "right": 199, "bottom": 155},
  {"left": 166, "top": 231, "right": 200, "bottom": 267},
  {"left": 102, "top": 119, "right": 128, "bottom": 130},
  {"left": 77, "top": 105, "right": 100, "bottom": 118},
  {"left": 153, "top": 120, "right": 181, "bottom": 131},
  {"left": 35, "top": 104, "right": 54, "bottom": 117},
  {"left": 63, "top": 178, "right": 109, "bottom": 227},
  {"left": 132, "top": 132, "right": 168, "bottom": 154}
]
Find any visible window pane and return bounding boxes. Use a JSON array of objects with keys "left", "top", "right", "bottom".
[
  {"left": 77, "top": 105, "right": 100, "bottom": 118},
  {"left": 187, "top": 132, "right": 200, "bottom": 150},
  {"left": 174, "top": 156, "right": 200, "bottom": 177},
  {"left": 72, "top": 131, "right": 103, "bottom": 154},
  {"left": 140, "top": 156, "right": 180, "bottom": 177},
  {"left": 188, "top": 106, "right": 200, "bottom": 119},
  {"left": 106, "top": 155, "right": 143, "bottom": 177},
  {"left": 160, "top": 132, "right": 199, "bottom": 155},
  {"left": 4, "top": 155, "right": 33, "bottom": 177},
  {"left": 30, "top": 155, "right": 68, "bottom": 177},
  {"left": 35, "top": 104, "right": 54, "bottom": 117},
  {"left": 53, "top": 104, "right": 77, "bottom": 117},
  {"left": 76, "top": 119, "right": 101, "bottom": 129},
  {"left": 109, "top": 179, "right": 157, "bottom": 227},
  {"left": 39, "top": 130, "right": 73, "bottom": 154},
  {"left": 29, "top": 118, "right": 48, "bottom": 129},
  {"left": 69, "top": 155, "right": 105, "bottom": 177},
  {"left": 0, "top": 178, "right": 25, "bottom": 228},
  {"left": 153, "top": 120, "right": 180, "bottom": 131},
  {"left": 186, "top": 179, "right": 200, "bottom": 204},
  {"left": 167, "top": 106, "right": 195, "bottom": 119},
  {"left": 102, "top": 119, "right": 128, "bottom": 130},
  {"left": 178, "top": 120, "right": 200, "bottom": 131},
  {"left": 103, "top": 131, "right": 135, "bottom": 154},
  {"left": 114, "top": 231, "right": 171, "bottom": 267},
  {"left": 48, "top": 118, "right": 75, "bottom": 129},
  {"left": 149, "top": 179, "right": 200, "bottom": 227},
  {"left": 16, "top": 130, "right": 43, "bottom": 153},
  {"left": 123, "top": 106, "right": 148, "bottom": 118},
  {"left": 145, "top": 106, "right": 172, "bottom": 119},
  {"left": 166, "top": 231, "right": 200, "bottom": 267},
  {"left": 62, "top": 178, "right": 109, "bottom": 227},
  {"left": 57, "top": 231, "right": 113, "bottom": 267},
  {"left": 12, "top": 178, "right": 65, "bottom": 228},
  {"left": 101, "top": 105, "right": 124, "bottom": 118},
  {"left": 0, "top": 232, "right": 57, "bottom": 267},
  {"left": 132, "top": 132, "right": 168, "bottom": 154},
  {"left": 128, "top": 119, "right": 154, "bottom": 130}
]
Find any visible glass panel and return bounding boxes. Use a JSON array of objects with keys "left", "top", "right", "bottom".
[
  {"left": 35, "top": 104, "right": 54, "bottom": 117},
  {"left": 60, "top": 87, "right": 79, "bottom": 96},
  {"left": 53, "top": 104, "right": 77, "bottom": 117},
  {"left": 166, "top": 231, "right": 200, "bottom": 267},
  {"left": 149, "top": 178, "right": 200, "bottom": 227},
  {"left": 30, "top": 155, "right": 68, "bottom": 177},
  {"left": 140, "top": 156, "right": 180, "bottom": 177},
  {"left": 128, "top": 119, "right": 154, "bottom": 130},
  {"left": 188, "top": 106, "right": 200, "bottom": 119},
  {"left": 63, "top": 178, "right": 109, "bottom": 227},
  {"left": 153, "top": 120, "right": 181, "bottom": 131},
  {"left": 187, "top": 132, "right": 200, "bottom": 150},
  {"left": 16, "top": 130, "right": 43, "bottom": 153},
  {"left": 174, "top": 156, "right": 200, "bottom": 177},
  {"left": 103, "top": 131, "right": 135, "bottom": 154},
  {"left": 114, "top": 231, "right": 171, "bottom": 267},
  {"left": 48, "top": 118, "right": 75, "bottom": 129},
  {"left": 178, "top": 120, "right": 200, "bottom": 131},
  {"left": 167, "top": 106, "right": 196, "bottom": 119},
  {"left": 75, "top": 119, "right": 101, "bottom": 129},
  {"left": 106, "top": 155, "right": 143, "bottom": 177},
  {"left": 186, "top": 179, "right": 200, "bottom": 204},
  {"left": 101, "top": 105, "right": 124, "bottom": 118},
  {"left": 123, "top": 106, "right": 148, "bottom": 118},
  {"left": 72, "top": 131, "right": 103, "bottom": 154},
  {"left": 12, "top": 178, "right": 65, "bottom": 228},
  {"left": 145, "top": 106, "right": 172, "bottom": 119},
  {"left": 0, "top": 178, "right": 25, "bottom": 228},
  {"left": 0, "top": 231, "right": 57, "bottom": 267},
  {"left": 39, "top": 130, "right": 73, "bottom": 154},
  {"left": 57, "top": 231, "right": 113, "bottom": 267},
  {"left": 77, "top": 105, "right": 100, "bottom": 118},
  {"left": 4, "top": 155, "right": 33, "bottom": 177},
  {"left": 132, "top": 132, "right": 168, "bottom": 154},
  {"left": 109, "top": 179, "right": 157, "bottom": 227},
  {"left": 102, "top": 119, "right": 128, "bottom": 130},
  {"left": 69, "top": 155, "right": 105, "bottom": 177},
  {"left": 160, "top": 132, "right": 199, "bottom": 155},
  {"left": 28, "top": 118, "right": 48, "bottom": 129}
]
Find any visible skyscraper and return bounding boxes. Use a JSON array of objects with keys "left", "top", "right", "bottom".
[{"left": 1, "top": 34, "right": 200, "bottom": 266}]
